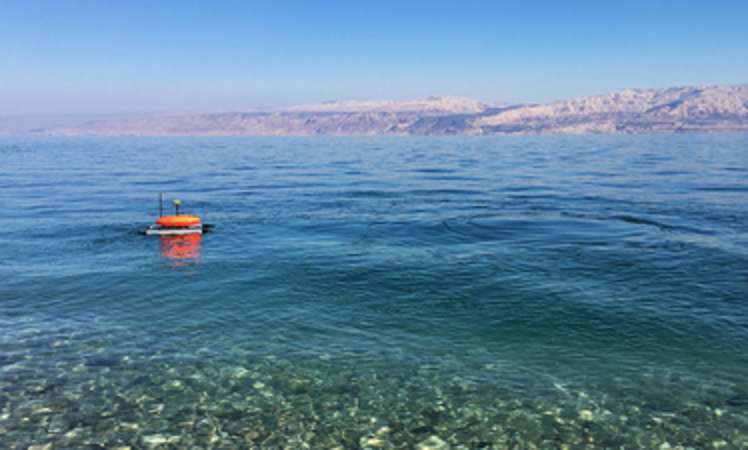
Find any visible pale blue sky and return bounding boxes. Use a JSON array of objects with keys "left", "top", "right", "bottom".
[{"left": 2, "top": 0, "right": 747, "bottom": 114}]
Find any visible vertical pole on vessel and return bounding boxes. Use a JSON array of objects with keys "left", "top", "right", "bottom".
[
  {"left": 159, "top": 193, "right": 164, "bottom": 218},
  {"left": 174, "top": 199, "right": 181, "bottom": 216}
]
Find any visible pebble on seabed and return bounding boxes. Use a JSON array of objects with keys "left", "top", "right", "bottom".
[
  {"left": 142, "top": 434, "right": 180, "bottom": 447},
  {"left": 417, "top": 435, "right": 449, "bottom": 450},
  {"left": 360, "top": 435, "right": 386, "bottom": 448}
]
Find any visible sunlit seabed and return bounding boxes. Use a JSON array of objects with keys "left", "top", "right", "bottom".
[{"left": 1, "top": 135, "right": 748, "bottom": 449}]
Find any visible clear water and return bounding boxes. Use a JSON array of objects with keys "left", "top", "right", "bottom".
[{"left": 2, "top": 135, "right": 748, "bottom": 449}]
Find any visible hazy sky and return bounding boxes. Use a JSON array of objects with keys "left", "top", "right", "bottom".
[{"left": 2, "top": 0, "right": 747, "bottom": 114}]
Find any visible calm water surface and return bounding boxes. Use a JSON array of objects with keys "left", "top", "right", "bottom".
[{"left": 2, "top": 135, "right": 748, "bottom": 449}]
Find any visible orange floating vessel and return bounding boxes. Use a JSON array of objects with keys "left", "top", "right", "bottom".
[
  {"left": 145, "top": 194, "right": 211, "bottom": 236},
  {"left": 156, "top": 215, "right": 201, "bottom": 228}
]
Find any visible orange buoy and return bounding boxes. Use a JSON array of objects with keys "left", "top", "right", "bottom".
[
  {"left": 156, "top": 215, "right": 201, "bottom": 227},
  {"left": 145, "top": 195, "right": 210, "bottom": 236}
]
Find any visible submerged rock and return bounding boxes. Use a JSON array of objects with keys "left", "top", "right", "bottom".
[
  {"left": 232, "top": 366, "right": 250, "bottom": 378},
  {"left": 142, "top": 434, "right": 180, "bottom": 447},
  {"left": 417, "top": 435, "right": 449, "bottom": 450},
  {"left": 360, "top": 435, "right": 386, "bottom": 448},
  {"left": 27, "top": 445, "right": 52, "bottom": 450}
]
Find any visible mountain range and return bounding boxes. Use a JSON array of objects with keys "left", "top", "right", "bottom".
[{"left": 36, "top": 84, "right": 748, "bottom": 136}]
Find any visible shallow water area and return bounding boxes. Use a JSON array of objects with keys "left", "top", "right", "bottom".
[{"left": 2, "top": 135, "right": 748, "bottom": 449}]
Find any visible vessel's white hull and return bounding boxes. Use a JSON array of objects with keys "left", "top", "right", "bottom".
[{"left": 145, "top": 225, "right": 203, "bottom": 236}]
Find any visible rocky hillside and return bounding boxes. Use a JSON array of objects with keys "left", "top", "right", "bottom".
[
  {"left": 46, "top": 84, "right": 748, "bottom": 136},
  {"left": 472, "top": 85, "right": 748, "bottom": 134},
  {"left": 287, "top": 96, "right": 488, "bottom": 114}
]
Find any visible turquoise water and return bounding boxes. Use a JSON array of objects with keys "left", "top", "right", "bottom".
[{"left": 2, "top": 135, "right": 748, "bottom": 449}]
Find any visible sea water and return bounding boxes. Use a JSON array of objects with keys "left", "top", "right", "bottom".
[{"left": 1, "top": 135, "right": 748, "bottom": 448}]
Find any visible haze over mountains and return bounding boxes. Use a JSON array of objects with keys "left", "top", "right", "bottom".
[{"left": 33, "top": 84, "right": 748, "bottom": 136}]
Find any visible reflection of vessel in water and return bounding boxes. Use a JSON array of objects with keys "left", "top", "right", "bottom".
[
  {"left": 160, "top": 233, "right": 201, "bottom": 260},
  {"left": 144, "top": 194, "right": 213, "bottom": 236}
]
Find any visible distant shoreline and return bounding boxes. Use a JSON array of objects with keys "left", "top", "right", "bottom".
[{"left": 8, "top": 84, "right": 748, "bottom": 136}]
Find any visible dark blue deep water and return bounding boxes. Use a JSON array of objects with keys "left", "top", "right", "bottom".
[{"left": 2, "top": 135, "right": 748, "bottom": 449}]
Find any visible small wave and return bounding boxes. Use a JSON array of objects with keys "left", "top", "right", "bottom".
[
  {"left": 406, "top": 188, "right": 483, "bottom": 196},
  {"left": 340, "top": 189, "right": 401, "bottom": 199},
  {"left": 130, "top": 178, "right": 184, "bottom": 186},
  {"left": 562, "top": 212, "right": 712, "bottom": 235},
  {"left": 693, "top": 186, "right": 748, "bottom": 193},
  {"left": 614, "top": 214, "right": 679, "bottom": 230},
  {"left": 410, "top": 168, "right": 455, "bottom": 174}
]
